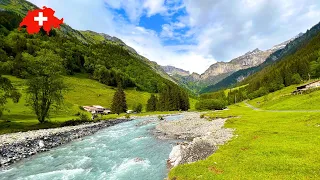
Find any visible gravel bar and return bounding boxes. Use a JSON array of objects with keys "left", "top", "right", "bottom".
[{"left": 155, "top": 112, "right": 234, "bottom": 167}]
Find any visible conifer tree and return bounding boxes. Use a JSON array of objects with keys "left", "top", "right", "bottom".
[
  {"left": 147, "top": 94, "right": 158, "bottom": 112},
  {"left": 111, "top": 85, "right": 127, "bottom": 115}
]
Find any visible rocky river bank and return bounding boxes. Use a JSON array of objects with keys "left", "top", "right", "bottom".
[
  {"left": 0, "top": 119, "right": 131, "bottom": 168},
  {"left": 155, "top": 112, "right": 234, "bottom": 167}
]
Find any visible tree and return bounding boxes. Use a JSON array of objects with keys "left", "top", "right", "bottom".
[
  {"left": 292, "top": 73, "right": 302, "bottom": 84},
  {"left": 147, "top": 94, "right": 158, "bottom": 112},
  {"left": 111, "top": 86, "right": 127, "bottom": 115},
  {"left": 195, "top": 99, "right": 226, "bottom": 111},
  {"left": 25, "top": 50, "right": 66, "bottom": 123},
  {"left": 0, "top": 75, "right": 21, "bottom": 119},
  {"left": 134, "top": 103, "right": 143, "bottom": 113}
]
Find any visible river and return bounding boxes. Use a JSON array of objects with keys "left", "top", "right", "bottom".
[{"left": 0, "top": 115, "right": 183, "bottom": 180}]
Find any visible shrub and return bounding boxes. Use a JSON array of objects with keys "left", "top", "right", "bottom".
[
  {"left": 158, "top": 115, "right": 164, "bottom": 120},
  {"left": 200, "top": 114, "right": 205, "bottom": 119},
  {"left": 125, "top": 114, "right": 131, "bottom": 119},
  {"left": 195, "top": 99, "right": 227, "bottom": 111},
  {"left": 134, "top": 103, "right": 143, "bottom": 113},
  {"left": 79, "top": 106, "right": 85, "bottom": 111},
  {"left": 79, "top": 113, "right": 90, "bottom": 121}
]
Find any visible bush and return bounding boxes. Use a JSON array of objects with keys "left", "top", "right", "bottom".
[
  {"left": 200, "top": 114, "right": 205, "bottom": 119},
  {"left": 195, "top": 99, "right": 227, "bottom": 111},
  {"left": 158, "top": 115, "right": 164, "bottom": 120},
  {"left": 79, "top": 106, "right": 85, "bottom": 111},
  {"left": 134, "top": 103, "right": 143, "bottom": 113},
  {"left": 79, "top": 113, "right": 90, "bottom": 121},
  {"left": 292, "top": 73, "right": 302, "bottom": 84},
  {"left": 125, "top": 114, "right": 131, "bottom": 119}
]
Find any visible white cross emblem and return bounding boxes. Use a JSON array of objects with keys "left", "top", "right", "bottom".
[{"left": 34, "top": 12, "right": 48, "bottom": 26}]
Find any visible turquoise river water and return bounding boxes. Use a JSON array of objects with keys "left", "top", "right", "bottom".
[{"left": 0, "top": 115, "right": 183, "bottom": 180}]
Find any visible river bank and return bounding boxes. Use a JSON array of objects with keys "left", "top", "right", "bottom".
[
  {"left": 0, "top": 119, "right": 131, "bottom": 168},
  {"left": 155, "top": 112, "right": 234, "bottom": 167},
  {"left": 0, "top": 115, "right": 185, "bottom": 180}
]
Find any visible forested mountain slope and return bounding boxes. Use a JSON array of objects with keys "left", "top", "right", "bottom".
[
  {"left": 0, "top": 0, "right": 181, "bottom": 94},
  {"left": 201, "top": 23, "right": 320, "bottom": 93}
]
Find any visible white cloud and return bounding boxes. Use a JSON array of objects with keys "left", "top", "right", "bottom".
[{"left": 143, "top": 0, "right": 167, "bottom": 16}]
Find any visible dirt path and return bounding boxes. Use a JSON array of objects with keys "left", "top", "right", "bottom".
[{"left": 244, "top": 101, "right": 320, "bottom": 112}]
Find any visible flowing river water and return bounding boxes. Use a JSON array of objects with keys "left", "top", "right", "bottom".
[{"left": 0, "top": 115, "right": 183, "bottom": 180}]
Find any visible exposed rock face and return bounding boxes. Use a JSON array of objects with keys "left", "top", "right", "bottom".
[
  {"left": 202, "top": 46, "right": 282, "bottom": 80},
  {"left": 161, "top": 66, "right": 190, "bottom": 77}
]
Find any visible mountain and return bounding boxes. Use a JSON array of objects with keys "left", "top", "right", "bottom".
[
  {"left": 0, "top": 0, "right": 183, "bottom": 94},
  {"left": 162, "top": 38, "right": 296, "bottom": 94},
  {"left": 201, "top": 28, "right": 315, "bottom": 93},
  {"left": 161, "top": 66, "right": 190, "bottom": 76},
  {"left": 201, "top": 36, "right": 299, "bottom": 81}
]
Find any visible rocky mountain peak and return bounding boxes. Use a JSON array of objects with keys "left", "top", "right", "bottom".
[{"left": 161, "top": 66, "right": 190, "bottom": 77}]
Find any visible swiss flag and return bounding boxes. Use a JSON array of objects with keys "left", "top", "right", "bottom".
[{"left": 19, "top": 6, "right": 64, "bottom": 35}]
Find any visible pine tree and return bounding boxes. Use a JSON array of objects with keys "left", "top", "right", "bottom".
[
  {"left": 111, "top": 86, "right": 127, "bottom": 115},
  {"left": 147, "top": 94, "right": 158, "bottom": 112}
]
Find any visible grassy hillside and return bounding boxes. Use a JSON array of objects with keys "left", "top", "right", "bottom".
[
  {"left": 0, "top": 74, "right": 198, "bottom": 134},
  {"left": 0, "top": 75, "right": 151, "bottom": 133},
  {"left": 169, "top": 102, "right": 320, "bottom": 179},
  {"left": 248, "top": 81, "right": 320, "bottom": 110}
]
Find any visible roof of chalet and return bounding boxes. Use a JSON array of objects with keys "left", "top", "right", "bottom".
[{"left": 297, "top": 80, "right": 320, "bottom": 89}]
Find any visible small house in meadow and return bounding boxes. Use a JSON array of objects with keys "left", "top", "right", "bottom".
[
  {"left": 83, "top": 105, "right": 111, "bottom": 115},
  {"left": 292, "top": 80, "right": 320, "bottom": 94}
]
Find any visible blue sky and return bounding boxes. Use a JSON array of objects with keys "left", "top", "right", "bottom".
[{"left": 29, "top": 0, "right": 320, "bottom": 74}]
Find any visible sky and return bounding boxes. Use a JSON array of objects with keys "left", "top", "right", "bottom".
[{"left": 28, "top": 0, "right": 320, "bottom": 74}]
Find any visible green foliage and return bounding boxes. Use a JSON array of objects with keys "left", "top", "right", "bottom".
[
  {"left": 195, "top": 99, "right": 227, "bottom": 110},
  {"left": 111, "top": 86, "right": 127, "bottom": 115},
  {"left": 125, "top": 114, "right": 130, "bottom": 119},
  {"left": 158, "top": 115, "right": 164, "bottom": 120},
  {"left": 146, "top": 94, "right": 158, "bottom": 112},
  {"left": 0, "top": 75, "right": 21, "bottom": 118},
  {"left": 78, "top": 113, "right": 90, "bottom": 121},
  {"left": 200, "top": 114, "right": 205, "bottom": 119},
  {"left": 133, "top": 103, "right": 143, "bottom": 113},
  {"left": 157, "top": 84, "right": 190, "bottom": 111},
  {"left": 291, "top": 73, "right": 302, "bottom": 84}
]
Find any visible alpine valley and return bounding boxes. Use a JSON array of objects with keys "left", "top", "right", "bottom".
[{"left": 162, "top": 34, "right": 303, "bottom": 94}]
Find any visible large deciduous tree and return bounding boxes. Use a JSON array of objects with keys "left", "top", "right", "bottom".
[{"left": 25, "top": 50, "right": 66, "bottom": 123}]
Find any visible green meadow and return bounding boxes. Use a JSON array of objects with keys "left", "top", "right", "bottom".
[
  {"left": 0, "top": 74, "right": 196, "bottom": 134},
  {"left": 169, "top": 101, "right": 320, "bottom": 179}
]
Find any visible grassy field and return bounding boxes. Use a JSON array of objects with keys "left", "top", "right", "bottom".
[
  {"left": 169, "top": 103, "right": 320, "bottom": 179},
  {"left": 0, "top": 74, "right": 196, "bottom": 134},
  {"left": 249, "top": 84, "right": 320, "bottom": 110}
]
